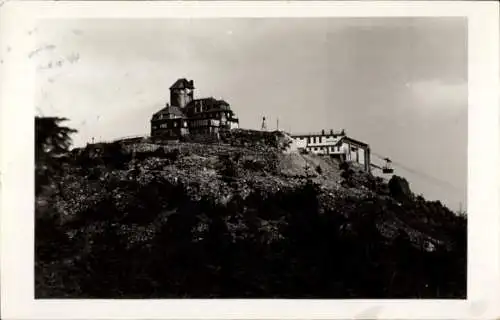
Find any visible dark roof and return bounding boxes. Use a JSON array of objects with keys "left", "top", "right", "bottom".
[
  {"left": 193, "top": 97, "right": 217, "bottom": 103},
  {"left": 342, "top": 136, "right": 369, "bottom": 148},
  {"left": 216, "top": 99, "right": 229, "bottom": 106},
  {"left": 188, "top": 97, "right": 230, "bottom": 109},
  {"left": 170, "top": 78, "right": 194, "bottom": 90},
  {"left": 152, "top": 105, "right": 185, "bottom": 119},
  {"left": 290, "top": 132, "right": 344, "bottom": 138}
]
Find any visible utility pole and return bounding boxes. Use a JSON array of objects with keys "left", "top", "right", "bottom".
[{"left": 276, "top": 118, "right": 279, "bottom": 131}]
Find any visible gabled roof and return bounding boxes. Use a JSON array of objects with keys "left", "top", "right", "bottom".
[
  {"left": 169, "top": 78, "right": 194, "bottom": 90},
  {"left": 152, "top": 105, "right": 185, "bottom": 119}
]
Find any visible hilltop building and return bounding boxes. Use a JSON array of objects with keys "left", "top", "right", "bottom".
[
  {"left": 151, "top": 78, "right": 239, "bottom": 139},
  {"left": 151, "top": 79, "right": 374, "bottom": 172},
  {"left": 290, "top": 129, "right": 371, "bottom": 172}
]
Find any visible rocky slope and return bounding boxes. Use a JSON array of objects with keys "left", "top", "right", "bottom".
[{"left": 35, "top": 130, "right": 467, "bottom": 298}]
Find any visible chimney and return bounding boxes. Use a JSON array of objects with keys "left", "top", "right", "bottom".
[
  {"left": 330, "top": 129, "right": 334, "bottom": 135},
  {"left": 321, "top": 129, "right": 325, "bottom": 136}
]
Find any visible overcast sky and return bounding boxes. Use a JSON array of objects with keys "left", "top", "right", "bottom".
[{"left": 34, "top": 17, "right": 467, "bottom": 211}]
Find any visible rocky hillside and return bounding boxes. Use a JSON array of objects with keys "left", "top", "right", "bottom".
[{"left": 35, "top": 129, "right": 467, "bottom": 298}]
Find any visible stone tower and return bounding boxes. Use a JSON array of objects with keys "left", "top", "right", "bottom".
[{"left": 170, "top": 78, "right": 194, "bottom": 108}]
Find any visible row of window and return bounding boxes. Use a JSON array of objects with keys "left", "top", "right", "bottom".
[
  {"left": 152, "top": 119, "right": 226, "bottom": 131},
  {"left": 308, "top": 145, "right": 342, "bottom": 152},
  {"left": 295, "top": 136, "right": 339, "bottom": 144},
  {"left": 191, "top": 109, "right": 230, "bottom": 120},
  {"left": 191, "top": 127, "right": 219, "bottom": 135},
  {"left": 157, "top": 113, "right": 181, "bottom": 120},
  {"left": 191, "top": 119, "right": 218, "bottom": 128},
  {"left": 189, "top": 117, "right": 237, "bottom": 128},
  {"left": 156, "top": 120, "right": 188, "bottom": 129},
  {"left": 307, "top": 145, "right": 361, "bottom": 155}
]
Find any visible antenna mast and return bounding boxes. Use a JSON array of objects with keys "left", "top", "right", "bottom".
[{"left": 261, "top": 116, "right": 267, "bottom": 131}]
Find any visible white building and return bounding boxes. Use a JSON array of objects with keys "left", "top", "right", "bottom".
[{"left": 289, "top": 129, "right": 372, "bottom": 172}]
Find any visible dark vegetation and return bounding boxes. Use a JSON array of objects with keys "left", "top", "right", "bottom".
[
  {"left": 35, "top": 117, "right": 467, "bottom": 299},
  {"left": 35, "top": 116, "right": 77, "bottom": 196}
]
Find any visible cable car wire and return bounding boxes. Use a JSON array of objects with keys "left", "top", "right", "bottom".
[{"left": 370, "top": 151, "right": 463, "bottom": 193}]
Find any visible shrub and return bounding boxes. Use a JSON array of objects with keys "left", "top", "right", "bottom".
[
  {"left": 315, "top": 165, "right": 323, "bottom": 175},
  {"left": 166, "top": 149, "right": 181, "bottom": 162},
  {"left": 87, "top": 167, "right": 102, "bottom": 180},
  {"left": 339, "top": 161, "right": 350, "bottom": 171},
  {"left": 218, "top": 154, "right": 239, "bottom": 182},
  {"left": 243, "top": 159, "right": 266, "bottom": 172},
  {"left": 101, "top": 142, "right": 131, "bottom": 169},
  {"left": 233, "top": 152, "right": 242, "bottom": 163},
  {"left": 388, "top": 175, "right": 412, "bottom": 200},
  {"left": 154, "top": 147, "right": 166, "bottom": 158}
]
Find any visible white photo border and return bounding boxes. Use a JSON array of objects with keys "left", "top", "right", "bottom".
[{"left": 1, "top": 1, "right": 499, "bottom": 319}]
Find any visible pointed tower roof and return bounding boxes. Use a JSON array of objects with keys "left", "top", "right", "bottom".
[{"left": 170, "top": 78, "right": 195, "bottom": 90}]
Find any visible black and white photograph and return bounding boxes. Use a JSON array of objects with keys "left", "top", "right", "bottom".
[{"left": 1, "top": 1, "right": 499, "bottom": 319}]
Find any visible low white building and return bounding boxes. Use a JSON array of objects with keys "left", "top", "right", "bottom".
[{"left": 290, "top": 129, "right": 371, "bottom": 172}]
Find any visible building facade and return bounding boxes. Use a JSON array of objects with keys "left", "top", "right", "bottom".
[
  {"left": 290, "top": 129, "right": 371, "bottom": 172},
  {"left": 151, "top": 78, "right": 239, "bottom": 139}
]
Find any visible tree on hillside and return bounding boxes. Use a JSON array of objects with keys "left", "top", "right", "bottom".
[
  {"left": 35, "top": 116, "right": 76, "bottom": 160},
  {"left": 35, "top": 116, "right": 77, "bottom": 195},
  {"left": 388, "top": 175, "right": 412, "bottom": 201}
]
